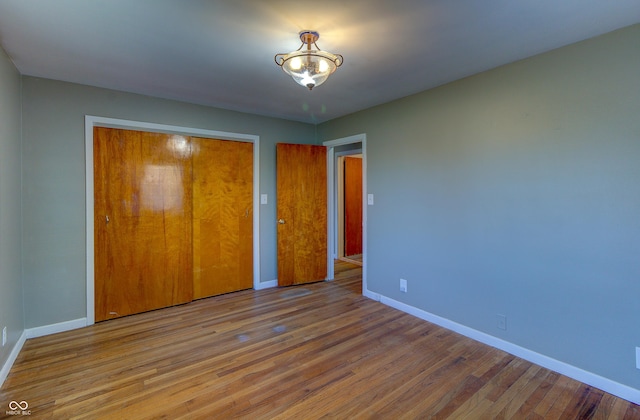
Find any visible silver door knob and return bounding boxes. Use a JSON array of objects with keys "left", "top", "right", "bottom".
[{"left": 278, "top": 219, "right": 286, "bottom": 224}]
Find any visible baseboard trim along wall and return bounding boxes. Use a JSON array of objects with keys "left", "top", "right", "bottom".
[
  {"left": 255, "top": 279, "right": 277, "bottom": 290},
  {"left": 0, "top": 331, "right": 27, "bottom": 389},
  {"left": 25, "top": 318, "right": 88, "bottom": 339},
  {"left": 367, "top": 289, "right": 640, "bottom": 406},
  {"left": 0, "top": 318, "right": 87, "bottom": 388}
]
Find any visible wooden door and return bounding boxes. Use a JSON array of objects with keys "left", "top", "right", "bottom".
[
  {"left": 344, "top": 156, "right": 363, "bottom": 256},
  {"left": 276, "top": 143, "right": 327, "bottom": 286},
  {"left": 192, "top": 137, "right": 253, "bottom": 299},
  {"left": 94, "top": 128, "right": 193, "bottom": 321}
]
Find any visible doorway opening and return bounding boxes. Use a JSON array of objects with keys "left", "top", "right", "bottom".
[
  {"left": 336, "top": 153, "right": 362, "bottom": 266},
  {"left": 323, "top": 134, "right": 367, "bottom": 294}
]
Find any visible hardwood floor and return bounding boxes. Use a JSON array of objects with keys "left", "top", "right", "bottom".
[{"left": 1, "top": 262, "right": 639, "bottom": 419}]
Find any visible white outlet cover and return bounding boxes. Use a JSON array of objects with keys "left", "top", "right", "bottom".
[{"left": 400, "top": 278, "right": 407, "bottom": 292}]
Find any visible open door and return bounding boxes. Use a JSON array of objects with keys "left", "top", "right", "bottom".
[{"left": 276, "top": 143, "right": 327, "bottom": 286}]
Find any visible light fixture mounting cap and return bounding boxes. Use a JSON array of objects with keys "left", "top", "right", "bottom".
[{"left": 299, "top": 30, "right": 320, "bottom": 45}]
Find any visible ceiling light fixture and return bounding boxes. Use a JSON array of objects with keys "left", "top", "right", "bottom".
[{"left": 275, "top": 31, "right": 343, "bottom": 91}]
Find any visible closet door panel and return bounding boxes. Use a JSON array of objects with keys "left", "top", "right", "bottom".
[
  {"left": 192, "top": 138, "right": 253, "bottom": 299},
  {"left": 94, "top": 127, "right": 193, "bottom": 321}
]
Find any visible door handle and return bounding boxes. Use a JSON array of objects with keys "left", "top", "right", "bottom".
[
  {"left": 278, "top": 219, "right": 286, "bottom": 224},
  {"left": 106, "top": 215, "right": 110, "bottom": 225}
]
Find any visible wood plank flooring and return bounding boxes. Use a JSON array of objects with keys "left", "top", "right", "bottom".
[{"left": 1, "top": 261, "right": 639, "bottom": 419}]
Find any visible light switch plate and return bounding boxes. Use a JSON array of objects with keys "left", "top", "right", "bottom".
[
  {"left": 260, "top": 194, "right": 268, "bottom": 205},
  {"left": 367, "top": 194, "right": 374, "bottom": 205},
  {"left": 496, "top": 314, "right": 507, "bottom": 331}
]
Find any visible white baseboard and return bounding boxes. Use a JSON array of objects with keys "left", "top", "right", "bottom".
[
  {"left": 255, "top": 279, "right": 277, "bottom": 290},
  {"left": 1, "top": 318, "right": 88, "bottom": 388},
  {"left": 363, "top": 289, "right": 381, "bottom": 302},
  {"left": 0, "top": 331, "right": 27, "bottom": 389},
  {"left": 367, "top": 288, "right": 640, "bottom": 406},
  {"left": 25, "top": 318, "right": 87, "bottom": 339}
]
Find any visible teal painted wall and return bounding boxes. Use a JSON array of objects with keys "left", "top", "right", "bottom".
[
  {"left": 0, "top": 46, "right": 24, "bottom": 368},
  {"left": 21, "top": 78, "right": 315, "bottom": 328},
  {"left": 318, "top": 24, "right": 640, "bottom": 389}
]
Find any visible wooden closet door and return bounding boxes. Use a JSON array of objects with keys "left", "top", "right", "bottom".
[
  {"left": 192, "top": 137, "right": 253, "bottom": 299},
  {"left": 94, "top": 127, "right": 193, "bottom": 321}
]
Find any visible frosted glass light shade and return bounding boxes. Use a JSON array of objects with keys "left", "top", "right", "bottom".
[{"left": 275, "top": 31, "right": 343, "bottom": 90}]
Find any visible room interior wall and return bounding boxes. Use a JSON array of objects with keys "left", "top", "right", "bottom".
[
  {"left": 0, "top": 46, "right": 24, "bottom": 374},
  {"left": 318, "top": 24, "right": 640, "bottom": 392},
  {"left": 21, "top": 78, "right": 315, "bottom": 329}
]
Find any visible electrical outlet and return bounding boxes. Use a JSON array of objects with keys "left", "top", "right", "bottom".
[
  {"left": 496, "top": 314, "right": 507, "bottom": 331},
  {"left": 2, "top": 327, "right": 6, "bottom": 346},
  {"left": 400, "top": 278, "right": 407, "bottom": 293}
]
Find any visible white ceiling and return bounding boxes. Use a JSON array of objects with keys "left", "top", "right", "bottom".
[{"left": 0, "top": 0, "right": 638, "bottom": 124}]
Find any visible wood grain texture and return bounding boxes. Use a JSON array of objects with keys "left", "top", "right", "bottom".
[
  {"left": 344, "top": 156, "right": 362, "bottom": 257},
  {"left": 2, "top": 262, "right": 638, "bottom": 418},
  {"left": 276, "top": 143, "right": 327, "bottom": 286},
  {"left": 94, "top": 127, "right": 193, "bottom": 321},
  {"left": 192, "top": 137, "right": 253, "bottom": 299}
]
